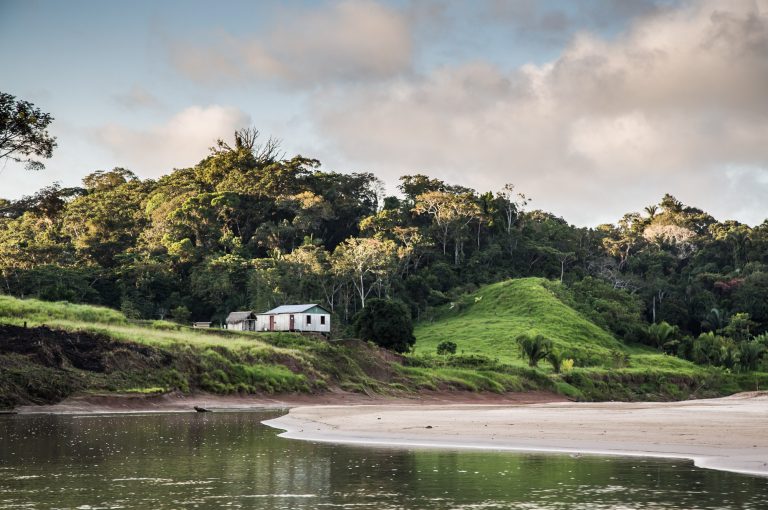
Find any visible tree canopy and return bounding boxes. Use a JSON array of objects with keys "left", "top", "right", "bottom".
[
  {"left": 0, "top": 92, "right": 57, "bottom": 171},
  {"left": 1, "top": 127, "right": 768, "bottom": 366}
]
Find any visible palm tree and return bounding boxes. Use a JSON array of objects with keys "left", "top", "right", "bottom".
[
  {"left": 644, "top": 205, "right": 659, "bottom": 220},
  {"left": 517, "top": 333, "right": 553, "bottom": 367},
  {"left": 646, "top": 321, "right": 679, "bottom": 352}
]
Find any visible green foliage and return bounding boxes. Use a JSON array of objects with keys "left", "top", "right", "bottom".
[
  {"left": 353, "top": 299, "right": 416, "bottom": 353},
  {"left": 738, "top": 341, "right": 765, "bottom": 372},
  {"left": 0, "top": 92, "right": 57, "bottom": 171},
  {"left": 415, "top": 278, "right": 623, "bottom": 366},
  {"left": 1, "top": 125, "right": 768, "bottom": 386},
  {"left": 436, "top": 340, "right": 457, "bottom": 355},
  {"left": 645, "top": 322, "right": 680, "bottom": 352},
  {"left": 0, "top": 295, "right": 126, "bottom": 324},
  {"left": 550, "top": 277, "right": 645, "bottom": 341},
  {"left": 547, "top": 350, "right": 562, "bottom": 373},
  {"left": 517, "top": 333, "right": 553, "bottom": 367}
]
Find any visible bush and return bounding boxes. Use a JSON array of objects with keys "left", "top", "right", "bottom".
[
  {"left": 352, "top": 298, "right": 416, "bottom": 353},
  {"left": 561, "top": 358, "right": 575, "bottom": 373},
  {"left": 436, "top": 340, "right": 457, "bottom": 355}
]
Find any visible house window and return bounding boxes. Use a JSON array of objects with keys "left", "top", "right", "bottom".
[
  {"left": 306, "top": 315, "right": 312, "bottom": 325},
  {"left": 320, "top": 316, "right": 326, "bottom": 325}
]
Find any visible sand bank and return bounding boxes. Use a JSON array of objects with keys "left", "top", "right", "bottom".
[
  {"left": 13, "top": 390, "right": 563, "bottom": 414},
  {"left": 263, "top": 392, "right": 768, "bottom": 477}
]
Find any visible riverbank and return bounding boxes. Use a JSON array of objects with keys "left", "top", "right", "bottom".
[
  {"left": 13, "top": 389, "right": 565, "bottom": 414},
  {"left": 263, "top": 391, "right": 768, "bottom": 478}
]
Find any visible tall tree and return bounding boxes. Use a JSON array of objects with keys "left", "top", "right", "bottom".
[{"left": 0, "top": 92, "right": 57, "bottom": 171}]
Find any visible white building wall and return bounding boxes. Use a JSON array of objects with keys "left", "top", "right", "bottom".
[{"left": 253, "top": 313, "right": 331, "bottom": 332}]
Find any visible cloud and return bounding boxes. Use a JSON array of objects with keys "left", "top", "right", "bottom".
[
  {"left": 96, "top": 105, "right": 250, "bottom": 176},
  {"left": 170, "top": 0, "right": 412, "bottom": 87},
  {"left": 113, "top": 85, "right": 161, "bottom": 110},
  {"left": 310, "top": 0, "right": 768, "bottom": 226}
]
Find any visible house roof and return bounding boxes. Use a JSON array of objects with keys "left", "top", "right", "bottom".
[
  {"left": 263, "top": 304, "right": 329, "bottom": 315},
  {"left": 225, "top": 311, "right": 255, "bottom": 323}
]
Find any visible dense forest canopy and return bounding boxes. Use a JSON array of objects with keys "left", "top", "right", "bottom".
[{"left": 1, "top": 129, "right": 767, "bottom": 369}]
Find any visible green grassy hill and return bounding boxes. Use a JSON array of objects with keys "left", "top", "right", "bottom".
[
  {"left": 412, "top": 278, "right": 755, "bottom": 398},
  {"left": 415, "top": 278, "right": 623, "bottom": 365}
]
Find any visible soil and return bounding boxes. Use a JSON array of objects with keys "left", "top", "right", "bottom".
[{"left": 0, "top": 324, "right": 170, "bottom": 373}]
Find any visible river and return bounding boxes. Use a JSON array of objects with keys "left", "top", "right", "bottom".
[{"left": 1, "top": 411, "right": 765, "bottom": 509}]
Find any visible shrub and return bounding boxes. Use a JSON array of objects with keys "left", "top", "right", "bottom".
[
  {"left": 436, "top": 340, "right": 457, "bottom": 355},
  {"left": 561, "top": 358, "right": 575, "bottom": 373},
  {"left": 352, "top": 298, "right": 416, "bottom": 353}
]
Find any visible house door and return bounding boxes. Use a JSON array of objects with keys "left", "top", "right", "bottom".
[
  {"left": 269, "top": 315, "right": 275, "bottom": 331},
  {"left": 289, "top": 314, "right": 295, "bottom": 331}
]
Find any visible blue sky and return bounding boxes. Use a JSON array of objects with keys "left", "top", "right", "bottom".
[{"left": 1, "top": 0, "right": 766, "bottom": 226}]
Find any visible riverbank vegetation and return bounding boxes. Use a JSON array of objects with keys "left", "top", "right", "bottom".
[{"left": 2, "top": 128, "right": 768, "bottom": 406}]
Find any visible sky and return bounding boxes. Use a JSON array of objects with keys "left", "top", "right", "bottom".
[{"left": 1, "top": 0, "right": 767, "bottom": 226}]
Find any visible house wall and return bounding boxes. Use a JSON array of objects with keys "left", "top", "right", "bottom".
[
  {"left": 255, "top": 315, "right": 271, "bottom": 331},
  {"left": 254, "top": 313, "right": 331, "bottom": 333},
  {"left": 227, "top": 320, "right": 256, "bottom": 331},
  {"left": 226, "top": 321, "right": 245, "bottom": 331},
  {"left": 298, "top": 313, "right": 331, "bottom": 333}
]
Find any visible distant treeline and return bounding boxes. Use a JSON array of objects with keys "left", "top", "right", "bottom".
[{"left": 1, "top": 129, "right": 767, "bottom": 369}]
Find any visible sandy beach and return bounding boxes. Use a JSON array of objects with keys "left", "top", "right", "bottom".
[{"left": 263, "top": 392, "right": 768, "bottom": 477}]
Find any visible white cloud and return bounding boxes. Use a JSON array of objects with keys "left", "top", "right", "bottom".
[
  {"left": 170, "top": 0, "right": 412, "bottom": 86},
  {"left": 310, "top": 0, "right": 768, "bottom": 225},
  {"left": 96, "top": 106, "right": 251, "bottom": 176}
]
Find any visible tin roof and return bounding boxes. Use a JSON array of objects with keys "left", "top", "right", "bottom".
[{"left": 263, "top": 304, "right": 329, "bottom": 314}]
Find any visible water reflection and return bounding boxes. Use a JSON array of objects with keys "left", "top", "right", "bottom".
[{"left": 0, "top": 412, "right": 765, "bottom": 509}]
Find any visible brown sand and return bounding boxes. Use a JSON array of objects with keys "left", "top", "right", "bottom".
[
  {"left": 263, "top": 392, "right": 768, "bottom": 477},
  {"left": 13, "top": 389, "right": 564, "bottom": 414}
]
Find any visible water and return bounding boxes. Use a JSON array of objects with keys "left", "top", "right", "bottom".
[{"left": 0, "top": 411, "right": 765, "bottom": 509}]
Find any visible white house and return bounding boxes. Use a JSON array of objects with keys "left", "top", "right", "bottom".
[
  {"left": 225, "top": 311, "right": 257, "bottom": 331},
  {"left": 256, "top": 304, "right": 331, "bottom": 333}
]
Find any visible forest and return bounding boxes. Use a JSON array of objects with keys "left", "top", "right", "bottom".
[{"left": 1, "top": 128, "right": 767, "bottom": 372}]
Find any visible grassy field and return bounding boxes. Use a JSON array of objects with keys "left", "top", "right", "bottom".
[{"left": 414, "top": 278, "right": 624, "bottom": 366}]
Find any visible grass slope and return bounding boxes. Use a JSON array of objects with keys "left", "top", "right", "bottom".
[
  {"left": 415, "top": 278, "right": 623, "bottom": 365},
  {"left": 0, "top": 295, "right": 540, "bottom": 408}
]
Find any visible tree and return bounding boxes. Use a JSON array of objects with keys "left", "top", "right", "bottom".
[
  {"left": 413, "top": 191, "right": 480, "bottom": 265},
  {"left": 0, "top": 92, "right": 57, "bottom": 171},
  {"left": 332, "top": 237, "right": 397, "bottom": 308},
  {"left": 352, "top": 298, "right": 415, "bottom": 353},
  {"left": 516, "top": 333, "right": 553, "bottom": 367}
]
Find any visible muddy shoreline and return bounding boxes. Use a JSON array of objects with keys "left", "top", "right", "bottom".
[{"left": 12, "top": 389, "right": 566, "bottom": 414}]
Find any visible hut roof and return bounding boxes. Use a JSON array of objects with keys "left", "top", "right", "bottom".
[{"left": 225, "top": 311, "right": 255, "bottom": 323}]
